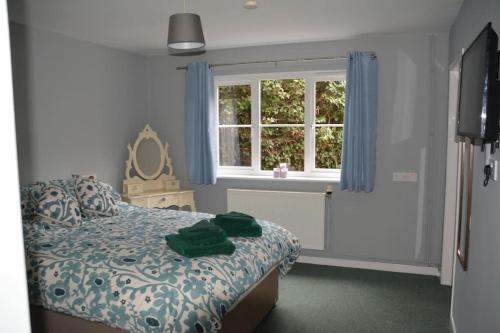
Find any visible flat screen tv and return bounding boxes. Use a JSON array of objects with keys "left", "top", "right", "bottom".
[{"left": 457, "top": 22, "right": 500, "bottom": 144}]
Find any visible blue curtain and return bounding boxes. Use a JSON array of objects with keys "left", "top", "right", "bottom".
[
  {"left": 340, "top": 52, "right": 378, "bottom": 193},
  {"left": 185, "top": 62, "right": 217, "bottom": 185}
]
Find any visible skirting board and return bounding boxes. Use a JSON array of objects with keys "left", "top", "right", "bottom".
[{"left": 298, "top": 256, "right": 440, "bottom": 276}]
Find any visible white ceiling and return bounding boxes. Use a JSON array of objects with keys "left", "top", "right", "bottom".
[{"left": 8, "top": 0, "right": 463, "bottom": 56}]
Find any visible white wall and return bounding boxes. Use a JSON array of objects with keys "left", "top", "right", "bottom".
[
  {"left": 0, "top": 4, "right": 31, "bottom": 332},
  {"left": 10, "top": 23, "right": 149, "bottom": 190},
  {"left": 449, "top": 0, "right": 500, "bottom": 331},
  {"left": 147, "top": 32, "right": 449, "bottom": 267}
]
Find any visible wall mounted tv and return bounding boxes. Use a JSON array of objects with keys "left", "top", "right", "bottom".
[{"left": 457, "top": 22, "right": 500, "bottom": 144}]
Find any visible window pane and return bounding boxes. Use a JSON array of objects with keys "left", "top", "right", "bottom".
[
  {"left": 315, "top": 127, "right": 343, "bottom": 169},
  {"left": 218, "top": 85, "right": 251, "bottom": 125},
  {"left": 219, "top": 127, "right": 251, "bottom": 166},
  {"left": 261, "top": 127, "right": 304, "bottom": 171},
  {"left": 261, "top": 79, "right": 305, "bottom": 124},
  {"left": 315, "top": 80, "right": 345, "bottom": 124}
]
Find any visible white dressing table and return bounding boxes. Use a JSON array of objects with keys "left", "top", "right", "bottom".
[{"left": 121, "top": 125, "right": 196, "bottom": 211}]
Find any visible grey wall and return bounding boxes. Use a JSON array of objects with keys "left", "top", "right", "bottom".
[
  {"left": 449, "top": 0, "right": 500, "bottom": 331},
  {"left": 10, "top": 22, "right": 148, "bottom": 190},
  {"left": 147, "top": 33, "right": 449, "bottom": 267}
]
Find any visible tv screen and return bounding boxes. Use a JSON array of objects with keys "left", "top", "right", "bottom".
[{"left": 457, "top": 23, "right": 499, "bottom": 143}]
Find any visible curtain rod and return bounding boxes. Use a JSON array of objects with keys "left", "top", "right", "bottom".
[{"left": 175, "top": 56, "right": 350, "bottom": 70}]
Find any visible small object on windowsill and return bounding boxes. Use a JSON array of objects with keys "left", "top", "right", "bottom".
[
  {"left": 273, "top": 168, "right": 281, "bottom": 178},
  {"left": 280, "top": 167, "right": 288, "bottom": 178},
  {"left": 244, "top": 0, "right": 258, "bottom": 9},
  {"left": 325, "top": 185, "right": 333, "bottom": 195}
]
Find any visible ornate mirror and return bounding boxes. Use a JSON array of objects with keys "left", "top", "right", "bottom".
[
  {"left": 134, "top": 137, "right": 163, "bottom": 179},
  {"left": 125, "top": 125, "right": 174, "bottom": 182}
]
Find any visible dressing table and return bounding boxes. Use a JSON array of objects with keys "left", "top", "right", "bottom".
[{"left": 122, "top": 124, "right": 196, "bottom": 211}]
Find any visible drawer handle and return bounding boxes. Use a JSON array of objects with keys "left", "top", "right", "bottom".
[{"left": 160, "top": 197, "right": 166, "bottom": 201}]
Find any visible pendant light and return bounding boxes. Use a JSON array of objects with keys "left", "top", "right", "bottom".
[{"left": 167, "top": 0, "right": 205, "bottom": 50}]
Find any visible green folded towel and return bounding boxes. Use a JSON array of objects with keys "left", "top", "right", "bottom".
[
  {"left": 213, "top": 212, "right": 255, "bottom": 224},
  {"left": 178, "top": 220, "right": 227, "bottom": 245},
  {"left": 214, "top": 211, "right": 255, "bottom": 227},
  {"left": 227, "top": 211, "right": 254, "bottom": 219},
  {"left": 165, "top": 234, "right": 235, "bottom": 258},
  {"left": 214, "top": 221, "right": 262, "bottom": 237},
  {"left": 179, "top": 219, "right": 219, "bottom": 232},
  {"left": 211, "top": 211, "right": 262, "bottom": 237}
]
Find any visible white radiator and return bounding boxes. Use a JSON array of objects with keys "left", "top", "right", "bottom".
[{"left": 227, "top": 189, "right": 326, "bottom": 250}]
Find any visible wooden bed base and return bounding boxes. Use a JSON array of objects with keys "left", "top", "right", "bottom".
[{"left": 30, "top": 268, "right": 278, "bottom": 333}]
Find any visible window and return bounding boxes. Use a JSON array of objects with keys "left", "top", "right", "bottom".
[
  {"left": 261, "top": 79, "right": 305, "bottom": 171},
  {"left": 216, "top": 72, "right": 346, "bottom": 179},
  {"left": 314, "top": 80, "right": 345, "bottom": 170},
  {"left": 218, "top": 84, "right": 252, "bottom": 167}
]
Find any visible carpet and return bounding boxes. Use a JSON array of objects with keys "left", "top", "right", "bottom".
[{"left": 255, "top": 263, "right": 451, "bottom": 333}]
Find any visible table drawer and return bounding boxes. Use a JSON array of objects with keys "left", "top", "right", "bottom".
[
  {"left": 148, "top": 195, "right": 178, "bottom": 208},
  {"left": 125, "top": 183, "right": 143, "bottom": 195},
  {"left": 128, "top": 197, "right": 148, "bottom": 207}
]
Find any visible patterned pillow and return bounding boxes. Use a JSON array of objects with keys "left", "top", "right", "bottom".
[
  {"left": 20, "top": 182, "right": 50, "bottom": 222},
  {"left": 35, "top": 185, "right": 82, "bottom": 227},
  {"left": 20, "top": 185, "right": 35, "bottom": 221},
  {"left": 71, "top": 174, "right": 121, "bottom": 202},
  {"left": 74, "top": 176, "right": 119, "bottom": 217},
  {"left": 21, "top": 179, "right": 78, "bottom": 221},
  {"left": 49, "top": 179, "right": 78, "bottom": 198},
  {"left": 99, "top": 181, "right": 122, "bottom": 202}
]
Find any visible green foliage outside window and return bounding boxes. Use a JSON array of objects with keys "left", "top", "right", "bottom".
[
  {"left": 261, "top": 79, "right": 305, "bottom": 124},
  {"left": 218, "top": 85, "right": 252, "bottom": 166},
  {"left": 314, "top": 80, "right": 345, "bottom": 169},
  {"left": 261, "top": 79, "right": 305, "bottom": 170},
  {"left": 218, "top": 85, "right": 251, "bottom": 125},
  {"left": 218, "top": 79, "right": 345, "bottom": 171}
]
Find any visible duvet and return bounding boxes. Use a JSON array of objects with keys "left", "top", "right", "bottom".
[{"left": 23, "top": 202, "right": 300, "bottom": 333}]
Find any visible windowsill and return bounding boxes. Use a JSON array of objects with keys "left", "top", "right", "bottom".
[{"left": 217, "top": 174, "right": 340, "bottom": 183}]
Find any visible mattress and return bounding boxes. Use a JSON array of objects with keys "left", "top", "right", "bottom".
[{"left": 23, "top": 202, "right": 301, "bottom": 333}]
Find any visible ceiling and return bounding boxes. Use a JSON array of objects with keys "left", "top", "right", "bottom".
[{"left": 8, "top": 0, "right": 463, "bottom": 56}]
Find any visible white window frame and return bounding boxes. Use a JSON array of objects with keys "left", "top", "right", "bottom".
[{"left": 215, "top": 70, "right": 346, "bottom": 181}]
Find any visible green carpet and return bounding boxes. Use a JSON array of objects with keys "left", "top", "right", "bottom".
[{"left": 255, "top": 263, "right": 451, "bottom": 333}]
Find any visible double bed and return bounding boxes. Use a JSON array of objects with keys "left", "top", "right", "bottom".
[{"left": 22, "top": 198, "right": 301, "bottom": 332}]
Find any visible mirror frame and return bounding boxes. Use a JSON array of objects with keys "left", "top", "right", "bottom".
[
  {"left": 125, "top": 125, "right": 173, "bottom": 180},
  {"left": 133, "top": 136, "right": 164, "bottom": 180},
  {"left": 456, "top": 138, "right": 474, "bottom": 271}
]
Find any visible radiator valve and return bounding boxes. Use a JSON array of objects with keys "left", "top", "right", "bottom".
[{"left": 325, "top": 185, "right": 333, "bottom": 196}]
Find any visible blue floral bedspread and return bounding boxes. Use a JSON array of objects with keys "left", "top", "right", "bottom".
[{"left": 23, "top": 202, "right": 301, "bottom": 332}]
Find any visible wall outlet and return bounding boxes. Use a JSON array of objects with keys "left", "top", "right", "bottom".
[{"left": 393, "top": 172, "right": 418, "bottom": 182}]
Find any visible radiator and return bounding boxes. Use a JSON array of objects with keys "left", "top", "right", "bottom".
[{"left": 227, "top": 189, "right": 326, "bottom": 250}]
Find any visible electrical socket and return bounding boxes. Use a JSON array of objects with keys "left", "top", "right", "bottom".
[{"left": 393, "top": 172, "right": 418, "bottom": 182}]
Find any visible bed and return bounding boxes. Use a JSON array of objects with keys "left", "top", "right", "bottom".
[{"left": 22, "top": 191, "right": 301, "bottom": 333}]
